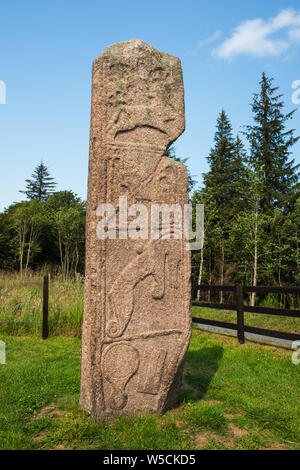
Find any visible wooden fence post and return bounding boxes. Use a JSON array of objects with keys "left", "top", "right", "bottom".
[
  {"left": 236, "top": 284, "right": 245, "bottom": 344},
  {"left": 192, "top": 285, "right": 197, "bottom": 302},
  {"left": 42, "top": 275, "right": 49, "bottom": 339}
]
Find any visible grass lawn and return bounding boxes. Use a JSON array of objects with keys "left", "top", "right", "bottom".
[{"left": 0, "top": 328, "right": 299, "bottom": 450}]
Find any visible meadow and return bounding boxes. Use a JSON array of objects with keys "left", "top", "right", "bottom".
[{"left": 0, "top": 271, "right": 299, "bottom": 450}]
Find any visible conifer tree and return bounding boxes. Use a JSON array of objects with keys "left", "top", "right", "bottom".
[
  {"left": 245, "top": 73, "right": 299, "bottom": 213},
  {"left": 203, "top": 110, "right": 235, "bottom": 216},
  {"left": 202, "top": 110, "right": 248, "bottom": 299},
  {"left": 203, "top": 111, "right": 248, "bottom": 219},
  {"left": 20, "top": 162, "right": 57, "bottom": 201}
]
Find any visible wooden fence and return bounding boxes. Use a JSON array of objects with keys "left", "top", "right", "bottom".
[
  {"left": 9, "top": 277, "right": 300, "bottom": 344},
  {"left": 192, "top": 284, "right": 300, "bottom": 344}
]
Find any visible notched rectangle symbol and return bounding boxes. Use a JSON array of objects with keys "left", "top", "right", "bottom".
[{"left": 137, "top": 348, "right": 167, "bottom": 395}]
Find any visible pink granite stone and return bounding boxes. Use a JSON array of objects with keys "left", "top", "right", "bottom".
[{"left": 80, "top": 39, "right": 191, "bottom": 419}]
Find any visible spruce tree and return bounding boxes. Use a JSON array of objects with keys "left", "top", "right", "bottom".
[
  {"left": 202, "top": 110, "right": 248, "bottom": 299},
  {"left": 203, "top": 110, "right": 247, "bottom": 221},
  {"left": 245, "top": 73, "right": 299, "bottom": 213},
  {"left": 232, "top": 135, "right": 250, "bottom": 211},
  {"left": 20, "top": 162, "right": 57, "bottom": 201}
]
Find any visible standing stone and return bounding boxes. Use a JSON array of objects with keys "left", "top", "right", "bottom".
[{"left": 80, "top": 39, "right": 191, "bottom": 419}]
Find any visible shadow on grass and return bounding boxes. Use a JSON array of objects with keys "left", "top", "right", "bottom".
[{"left": 180, "top": 346, "right": 224, "bottom": 402}]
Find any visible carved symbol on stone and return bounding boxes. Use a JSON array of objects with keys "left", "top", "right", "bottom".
[
  {"left": 102, "top": 342, "right": 140, "bottom": 410},
  {"left": 137, "top": 349, "right": 167, "bottom": 395},
  {"left": 106, "top": 240, "right": 182, "bottom": 339},
  {"left": 106, "top": 247, "right": 149, "bottom": 338}
]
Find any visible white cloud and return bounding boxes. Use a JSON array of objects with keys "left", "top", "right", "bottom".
[
  {"left": 214, "top": 8, "right": 300, "bottom": 59},
  {"left": 188, "top": 30, "right": 222, "bottom": 55}
]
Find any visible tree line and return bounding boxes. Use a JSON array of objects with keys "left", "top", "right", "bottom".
[
  {"left": 191, "top": 73, "right": 299, "bottom": 304},
  {"left": 0, "top": 73, "right": 299, "bottom": 292},
  {"left": 0, "top": 163, "right": 86, "bottom": 278}
]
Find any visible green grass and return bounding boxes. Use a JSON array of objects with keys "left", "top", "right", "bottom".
[
  {"left": 192, "top": 305, "right": 300, "bottom": 334},
  {"left": 0, "top": 329, "right": 299, "bottom": 450},
  {"left": 0, "top": 272, "right": 83, "bottom": 336}
]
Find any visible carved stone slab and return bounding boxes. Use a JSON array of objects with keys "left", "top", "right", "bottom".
[{"left": 80, "top": 39, "right": 191, "bottom": 419}]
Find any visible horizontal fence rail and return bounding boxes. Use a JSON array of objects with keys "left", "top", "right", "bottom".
[
  {"left": 192, "top": 284, "right": 300, "bottom": 344},
  {"left": 243, "top": 285, "right": 300, "bottom": 294}
]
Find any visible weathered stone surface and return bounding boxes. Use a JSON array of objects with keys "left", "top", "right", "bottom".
[{"left": 80, "top": 39, "right": 191, "bottom": 419}]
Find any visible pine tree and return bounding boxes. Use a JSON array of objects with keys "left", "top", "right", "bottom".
[
  {"left": 20, "top": 162, "right": 57, "bottom": 201},
  {"left": 245, "top": 72, "right": 299, "bottom": 213}
]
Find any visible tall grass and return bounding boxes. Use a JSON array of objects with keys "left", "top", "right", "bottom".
[
  {"left": 0, "top": 271, "right": 84, "bottom": 337},
  {"left": 1, "top": 270, "right": 299, "bottom": 338}
]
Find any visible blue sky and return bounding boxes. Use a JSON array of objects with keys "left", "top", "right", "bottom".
[{"left": 0, "top": 0, "right": 300, "bottom": 210}]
